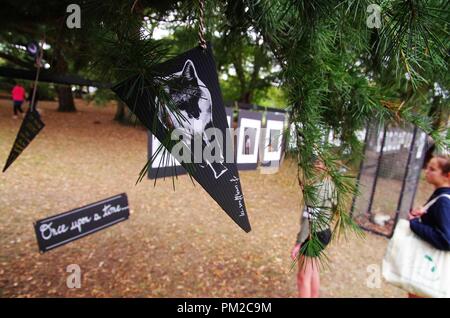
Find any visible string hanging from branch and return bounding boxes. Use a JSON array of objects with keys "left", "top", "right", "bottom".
[
  {"left": 197, "top": 0, "right": 207, "bottom": 50},
  {"left": 30, "top": 36, "right": 45, "bottom": 113}
]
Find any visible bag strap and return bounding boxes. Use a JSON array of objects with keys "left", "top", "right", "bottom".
[{"left": 423, "top": 194, "right": 450, "bottom": 211}]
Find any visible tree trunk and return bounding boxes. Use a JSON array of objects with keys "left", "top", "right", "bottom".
[
  {"left": 423, "top": 94, "right": 448, "bottom": 167},
  {"left": 54, "top": 45, "right": 76, "bottom": 112},
  {"left": 114, "top": 100, "right": 140, "bottom": 125},
  {"left": 239, "top": 91, "right": 253, "bottom": 104},
  {"left": 114, "top": 100, "right": 126, "bottom": 122},
  {"left": 56, "top": 85, "right": 76, "bottom": 112},
  {"left": 429, "top": 95, "right": 449, "bottom": 131}
]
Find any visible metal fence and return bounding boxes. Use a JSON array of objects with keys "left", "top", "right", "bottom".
[{"left": 351, "top": 122, "right": 427, "bottom": 237}]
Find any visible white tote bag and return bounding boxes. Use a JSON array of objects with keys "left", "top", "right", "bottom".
[{"left": 382, "top": 194, "right": 450, "bottom": 298}]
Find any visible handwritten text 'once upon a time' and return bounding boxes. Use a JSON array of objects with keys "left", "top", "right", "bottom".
[{"left": 39, "top": 204, "right": 126, "bottom": 240}]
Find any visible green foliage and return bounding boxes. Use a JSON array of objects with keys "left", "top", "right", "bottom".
[
  {"left": 35, "top": 83, "right": 57, "bottom": 101},
  {"left": 253, "top": 86, "right": 286, "bottom": 109},
  {"left": 85, "top": 88, "right": 115, "bottom": 107},
  {"left": 242, "top": 0, "right": 448, "bottom": 265}
]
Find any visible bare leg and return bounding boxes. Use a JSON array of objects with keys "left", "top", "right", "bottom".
[
  {"left": 310, "top": 258, "right": 320, "bottom": 298},
  {"left": 297, "top": 256, "right": 313, "bottom": 298}
]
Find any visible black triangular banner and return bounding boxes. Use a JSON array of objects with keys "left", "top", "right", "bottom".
[
  {"left": 112, "top": 44, "right": 251, "bottom": 232},
  {"left": 3, "top": 111, "right": 45, "bottom": 173}
]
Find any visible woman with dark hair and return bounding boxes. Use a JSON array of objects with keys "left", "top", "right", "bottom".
[{"left": 408, "top": 154, "right": 450, "bottom": 297}]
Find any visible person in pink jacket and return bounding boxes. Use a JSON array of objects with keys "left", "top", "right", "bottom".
[{"left": 11, "top": 83, "right": 26, "bottom": 119}]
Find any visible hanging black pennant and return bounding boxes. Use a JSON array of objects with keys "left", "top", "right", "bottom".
[
  {"left": 112, "top": 44, "right": 251, "bottom": 232},
  {"left": 3, "top": 111, "right": 45, "bottom": 173}
]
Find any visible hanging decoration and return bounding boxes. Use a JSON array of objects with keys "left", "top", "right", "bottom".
[
  {"left": 113, "top": 43, "right": 251, "bottom": 232},
  {"left": 3, "top": 39, "right": 45, "bottom": 173},
  {"left": 26, "top": 41, "right": 39, "bottom": 57},
  {"left": 34, "top": 193, "right": 130, "bottom": 253},
  {"left": 112, "top": 1, "right": 251, "bottom": 232},
  {"left": 2, "top": 110, "right": 45, "bottom": 173},
  {"left": 112, "top": 1, "right": 250, "bottom": 232}
]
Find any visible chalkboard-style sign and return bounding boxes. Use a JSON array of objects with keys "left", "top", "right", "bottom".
[
  {"left": 3, "top": 110, "right": 45, "bottom": 173},
  {"left": 34, "top": 193, "right": 129, "bottom": 253}
]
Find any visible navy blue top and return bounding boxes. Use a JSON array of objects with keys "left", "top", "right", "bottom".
[{"left": 410, "top": 187, "right": 450, "bottom": 251}]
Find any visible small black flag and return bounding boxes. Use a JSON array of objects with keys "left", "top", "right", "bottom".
[{"left": 3, "top": 111, "right": 45, "bottom": 173}]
